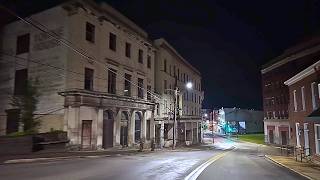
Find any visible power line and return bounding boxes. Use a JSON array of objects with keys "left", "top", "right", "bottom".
[{"left": 0, "top": 5, "right": 185, "bottom": 116}]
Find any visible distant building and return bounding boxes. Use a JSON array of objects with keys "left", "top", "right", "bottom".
[
  {"left": 284, "top": 60, "right": 320, "bottom": 162},
  {"left": 217, "top": 108, "right": 263, "bottom": 134},
  {"left": 261, "top": 38, "right": 320, "bottom": 145}
]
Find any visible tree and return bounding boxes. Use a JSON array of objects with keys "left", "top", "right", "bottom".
[{"left": 11, "top": 80, "right": 40, "bottom": 133}]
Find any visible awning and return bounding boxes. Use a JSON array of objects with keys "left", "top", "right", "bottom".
[{"left": 306, "top": 108, "right": 320, "bottom": 121}]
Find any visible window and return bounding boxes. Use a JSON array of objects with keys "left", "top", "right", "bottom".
[
  {"left": 293, "top": 90, "right": 297, "bottom": 112},
  {"left": 164, "top": 80, "right": 167, "bottom": 94},
  {"left": 147, "top": 55, "right": 151, "bottom": 69},
  {"left": 138, "top": 49, "right": 143, "bottom": 63},
  {"left": 164, "top": 59, "right": 167, "bottom": 72},
  {"left": 86, "top": 22, "right": 95, "bottom": 43},
  {"left": 108, "top": 69, "right": 116, "bottom": 94},
  {"left": 169, "top": 65, "right": 172, "bottom": 76},
  {"left": 125, "top": 42, "right": 131, "bottom": 58},
  {"left": 147, "top": 85, "right": 151, "bottom": 100},
  {"left": 138, "top": 78, "right": 144, "bottom": 98},
  {"left": 174, "top": 65, "right": 176, "bottom": 77},
  {"left": 109, "top": 33, "right": 116, "bottom": 51},
  {"left": 156, "top": 103, "right": 160, "bottom": 115},
  {"left": 84, "top": 68, "right": 94, "bottom": 91},
  {"left": 311, "top": 82, "right": 319, "bottom": 110},
  {"left": 124, "top": 74, "right": 131, "bottom": 96},
  {"left": 16, "top": 34, "right": 30, "bottom": 54},
  {"left": 301, "top": 86, "right": 306, "bottom": 111},
  {"left": 177, "top": 69, "right": 180, "bottom": 80},
  {"left": 315, "top": 124, "right": 320, "bottom": 154},
  {"left": 14, "top": 69, "right": 28, "bottom": 95}
]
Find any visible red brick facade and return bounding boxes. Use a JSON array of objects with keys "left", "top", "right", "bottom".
[
  {"left": 285, "top": 63, "right": 320, "bottom": 160},
  {"left": 262, "top": 42, "right": 320, "bottom": 145}
]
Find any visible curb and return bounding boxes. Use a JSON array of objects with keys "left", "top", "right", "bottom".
[
  {"left": 264, "top": 155, "right": 312, "bottom": 180},
  {"left": 2, "top": 154, "right": 113, "bottom": 164}
]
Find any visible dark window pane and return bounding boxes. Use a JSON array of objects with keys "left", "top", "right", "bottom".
[
  {"left": 84, "top": 68, "right": 94, "bottom": 90},
  {"left": 138, "top": 78, "right": 144, "bottom": 98},
  {"left": 124, "top": 73, "right": 131, "bottom": 96},
  {"left": 86, "top": 22, "right": 95, "bottom": 43},
  {"left": 125, "top": 42, "right": 131, "bottom": 57},
  {"left": 109, "top": 33, "right": 116, "bottom": 51},
  {"left": 147, "top": 85, "right": 151, "bottom": 100},
  {"left": 108, "top": 69, "right": 117, "bottom": 94},
  {"left": 138, "top": 49, "right": 143, "bottom": 63},
  {"left": 164, "top": 59, "right": 167, "bottom": 72},
  {"left": 14, "top": 69, "right": 28, "bottom": 95},
  {"left": 147, "top": 55, "right": 151, "bottom": 69},
  {"left": 16, "top": 34, "right": 30, "bottom": 54}
]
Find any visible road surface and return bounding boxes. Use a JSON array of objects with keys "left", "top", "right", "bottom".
[{"left": 0, "top": 136, "right": 306, "bottom": 180}]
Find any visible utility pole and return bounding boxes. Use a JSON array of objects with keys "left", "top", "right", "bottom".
[
  {"left": 172, "top": 76, "right": 178, "bottom": 150},
  {"left": 212, "top": 110, "right": 215, "bottom": 144}
]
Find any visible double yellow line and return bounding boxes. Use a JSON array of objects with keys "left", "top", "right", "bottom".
[{"left": 184, "top": 149, "right": 234, "bottom": 180}]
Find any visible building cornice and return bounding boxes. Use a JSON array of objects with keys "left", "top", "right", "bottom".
[
  {"left": 261, "top": 44, "right": 320, "bottom": 74},
  {"left": 284, "top": 60, "right": 320, "bottom": 86}
]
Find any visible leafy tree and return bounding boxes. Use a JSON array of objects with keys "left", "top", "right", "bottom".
[{"left": 11, "top": 80, "right": 40, "bottom": 134}]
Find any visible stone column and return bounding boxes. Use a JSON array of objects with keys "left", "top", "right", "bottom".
[
  {"left": 128, "top": 110, "right": 136, "bottom": 147},
  {"left": 141, "top": 110, "right": 147, "bottom": 142},
  {"left": 160, "top": 121, "right": 165, "bottom": 148},
  {"left": 150, "top": 110, "right": 155, "bottom": 141},
  {"left": 191, "top": 122, "right": 194, "bottom": 144},
  {"left": 196, "top": 122, "right": 199, "bottom": 143},
  {"left": 96, "top": 108, "right": 104, "bottom": 149},
  {"left": 114, "top": 108, "right": 121, "bottom": 147},
  {"left": 184, "top": 122, "right": 187, "bottom": 142}
]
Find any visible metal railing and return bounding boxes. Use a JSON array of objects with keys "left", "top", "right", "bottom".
[{"left": 295, "top": 146, "right": 311, "bottom": 162}]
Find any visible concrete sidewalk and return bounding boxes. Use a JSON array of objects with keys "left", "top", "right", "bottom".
[
  {"left": 0, "top": 144, "right": 212, "bottom": 165},
  {"left": 266, "top": 155, "right": 320, "bottom": 180}
]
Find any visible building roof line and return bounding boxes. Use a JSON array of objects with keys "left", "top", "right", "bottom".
[
  {"left": 154, "top": 38, "right": 201, "bottom": 76},
  {"left": 284, "top": 60, "right": 320, "bottom": 86},
  {"left": 261, "top": 43, "right": 320, "bottom": 74}
]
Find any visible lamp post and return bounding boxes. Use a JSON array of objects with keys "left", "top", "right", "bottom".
[{"left": 171, "top": 81, "right": 193, "bottom": 150}]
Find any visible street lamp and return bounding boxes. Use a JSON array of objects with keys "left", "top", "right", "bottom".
[{"left": 172, "top": 81, "right": 193, "bottom": 149}]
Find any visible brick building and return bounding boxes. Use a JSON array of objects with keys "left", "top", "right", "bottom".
[
  {"left": 261, "top": 38, "right": 320, "bottom": 145},
  {"left": 284, "top": 60, "right": 320, "bottom": 161}
]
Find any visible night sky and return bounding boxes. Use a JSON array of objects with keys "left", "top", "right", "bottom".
[{"left": 2, "top": 0, "right": 320, "bottom": 110}]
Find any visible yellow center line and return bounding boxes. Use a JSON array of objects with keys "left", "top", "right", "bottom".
[{"left": 184, "top": 148, "right": 234, "bottom": 180}]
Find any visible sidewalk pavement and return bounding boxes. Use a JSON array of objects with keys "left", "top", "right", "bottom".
[
  {"left": 265, "top": 155, "right": 320, "bottom": 180},
  {"left": 0, "top": 144, "right": 212, "bottom": 165}
]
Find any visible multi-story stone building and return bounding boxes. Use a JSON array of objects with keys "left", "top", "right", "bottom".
[
  {"left": 154, "top": 39, "right": 203, "bottom": 147},
  {"left": 0, "top": 0, "right": 204, "bottom": 150},
  {"left": 284, "top": 60, "right": 320, "bottom": 162},
  {"left": 261, "top": 38, "right": 320, "bottom": 145},
  {"left": 0, "top": 0, "right": 156, "bottom": 149}
]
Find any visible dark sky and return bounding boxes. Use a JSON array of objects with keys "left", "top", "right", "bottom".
[{"left": 2, "top": 0, "right": 320, "bottom": 110}]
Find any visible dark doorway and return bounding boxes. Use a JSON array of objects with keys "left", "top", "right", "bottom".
[
  {"left": 81, "top": 120, "right": 92, "bottom": 149},
  {"left": 120, "top": 112, "right": 129, "bottom": 147},
  {"left": 281, "top": 131, "right": 288, "bottom": 145},
  {"left": 269, "top": 130, "right": 274, "bottom": 144},
  {"left": 155, "top": 124, "right": 161, "bottom": 146},
  {"left": 6, "top": 109, "right": 20, "bottom": 134},
  {"left": 103, "top": 110, "right": 114, "bottom": 148},
  {"left": 135, "top": 112, "right": 141, "bottom": 142}
]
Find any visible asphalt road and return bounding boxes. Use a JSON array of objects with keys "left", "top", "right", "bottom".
[
  {"left": 0, "top": 136, "right": 306, "bottom": 180},
  {"left": 197, "top": 137, "right": 307, "bottom": 180}
]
